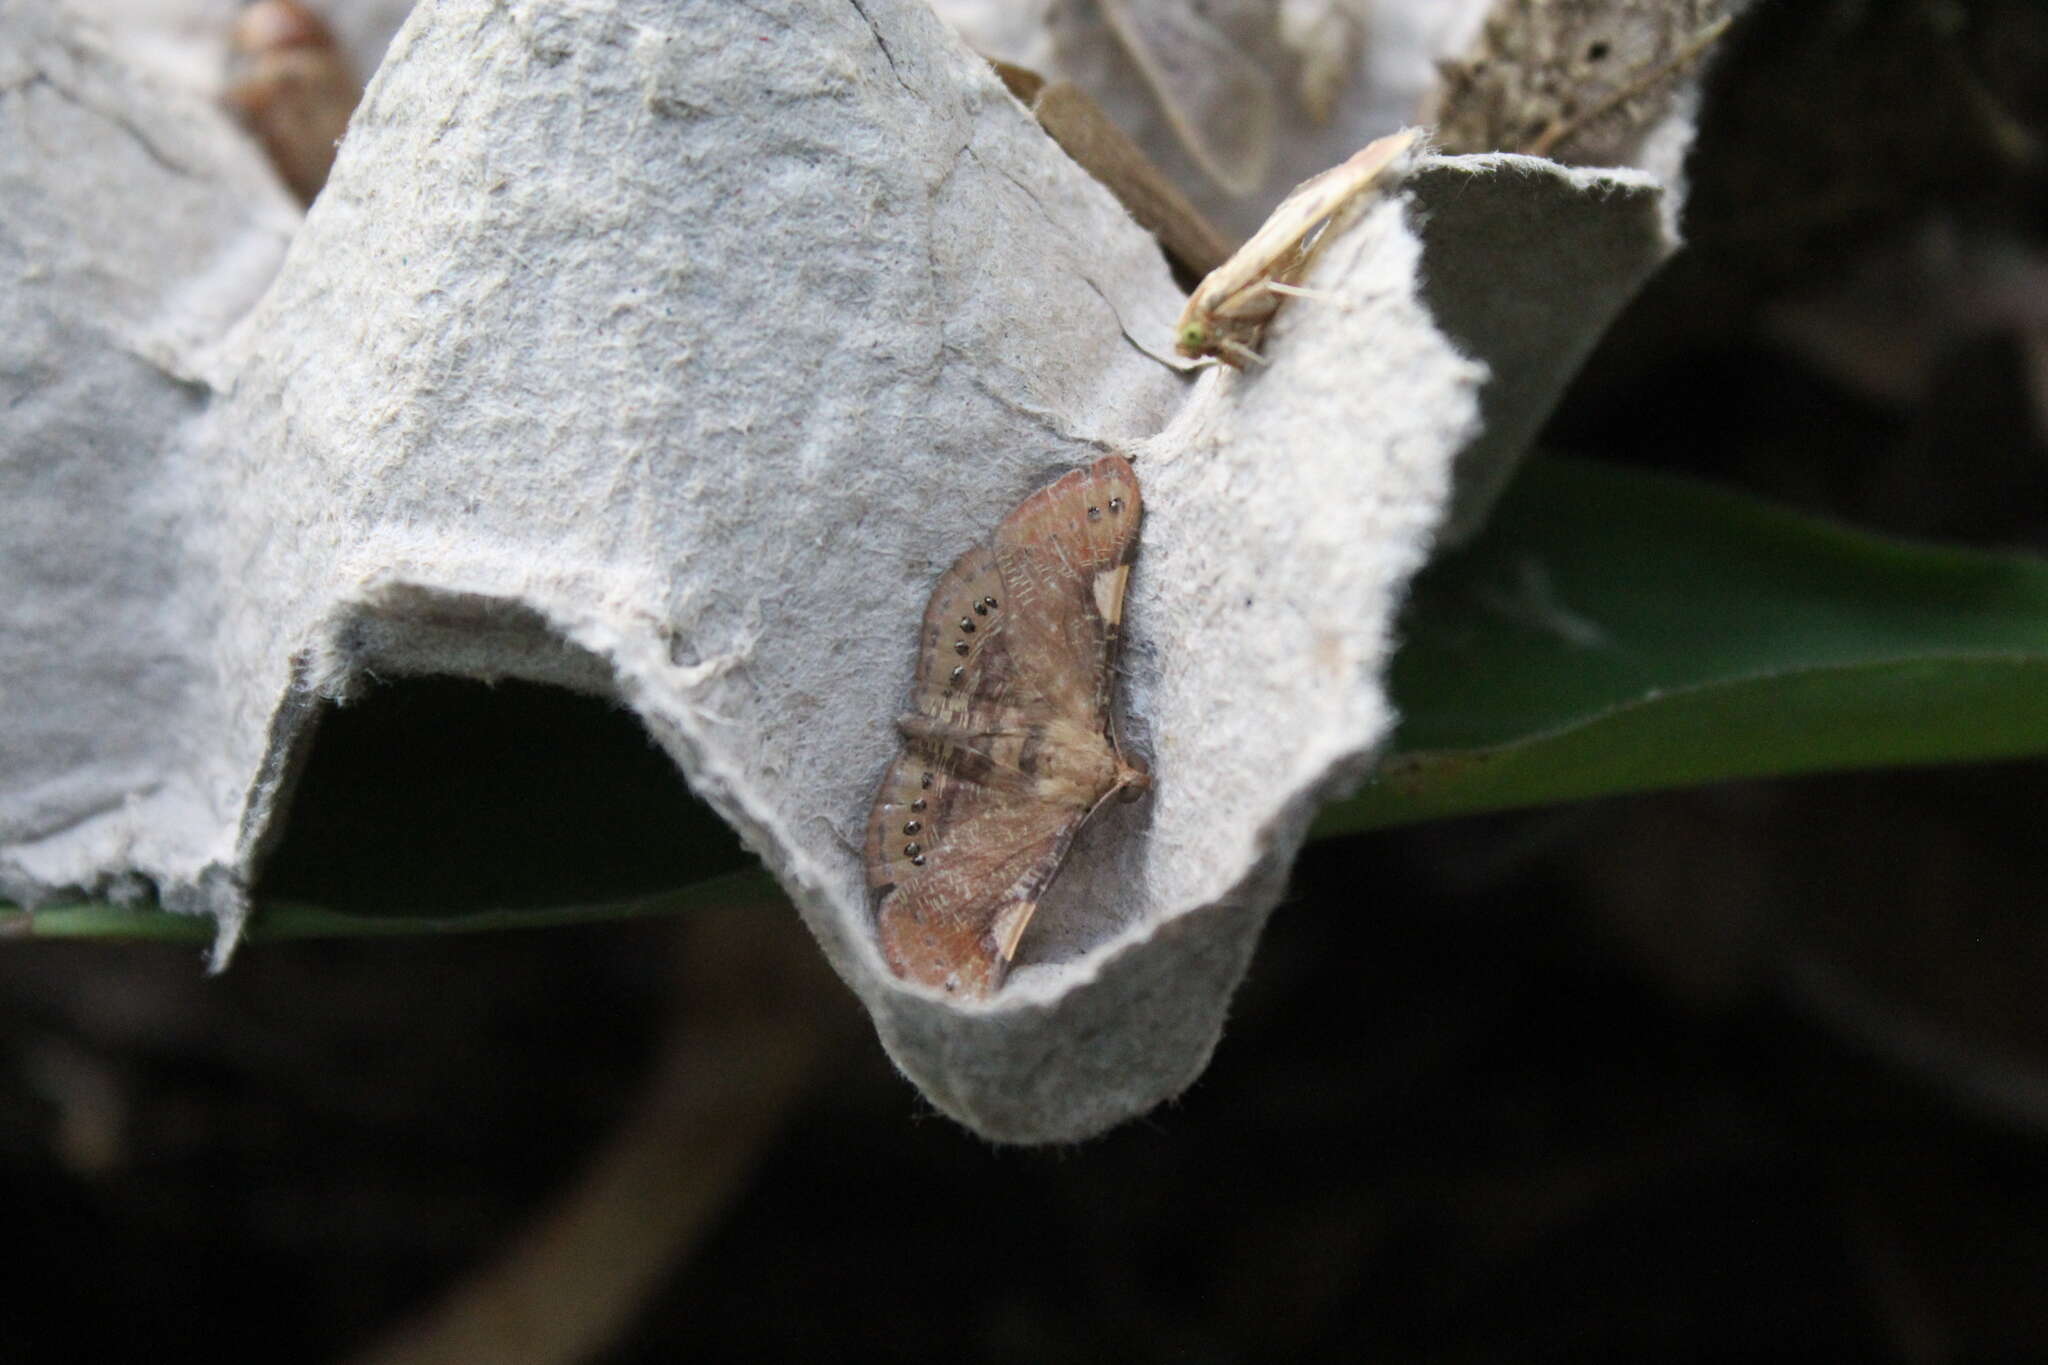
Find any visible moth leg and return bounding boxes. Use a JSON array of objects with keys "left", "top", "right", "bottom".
[
  {"left": 1103, "top": 679, "right": 1150, "bottom": 802},
  {"left": 1263, "top": 279, "right": 1335, "bottom": 303},
  {"left": 1219, "top": 337, "right": 1268, "bottom": 368}
]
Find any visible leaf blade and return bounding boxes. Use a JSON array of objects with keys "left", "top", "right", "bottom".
[{"left": 1319, "top": 458, "right": 2048, "bottom": 834}]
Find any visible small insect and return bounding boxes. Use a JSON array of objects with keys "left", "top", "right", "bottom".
[
  {"left": 1174, "top": 127, "right": 1422, "bottom": 368},
  {"left": 865, "top": 455, "right": 1149, "bottom": 997},
  {"left": 223, "top": 0, "right": 361, "bottom": 206}
]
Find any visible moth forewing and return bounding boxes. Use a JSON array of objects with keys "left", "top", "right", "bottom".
[{"left": 1174, "top": 127, "right": 1425, "bottom": 366}]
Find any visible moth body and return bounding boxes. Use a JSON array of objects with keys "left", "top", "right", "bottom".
[{"left": 1174, "top": 128, "right": 1423, "bottom": 367}]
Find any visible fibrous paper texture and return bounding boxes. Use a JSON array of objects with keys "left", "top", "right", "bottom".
[{"left": 3, "top": 0, "right": 1671, "bottom": 1140}]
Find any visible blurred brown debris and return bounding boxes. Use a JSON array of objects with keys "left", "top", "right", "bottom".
[
  {"left": 225, "top": 0, "right": 360, "bottom": 206},
  {"left": 993, "top": 58, "right": 1234, "bottom": 280}
]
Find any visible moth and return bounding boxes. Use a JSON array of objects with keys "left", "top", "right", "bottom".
[
  {"left": 1174, "top": 127, "right": 1422, "bottom": 369},
  {"left": 224, "top": 0, "right": 360, "bottom": 207},
  {"left": 865, "top": 455, "right": 1149, "bottom": 997}
]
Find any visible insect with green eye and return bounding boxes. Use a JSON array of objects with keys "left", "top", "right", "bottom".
[{"left": 1175, "top": 128, "right": 1422, "bottom": 369}]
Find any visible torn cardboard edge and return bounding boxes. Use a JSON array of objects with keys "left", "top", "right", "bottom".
[{"left": 2, "top": 0, "right": 1678, "bottom": 1142}]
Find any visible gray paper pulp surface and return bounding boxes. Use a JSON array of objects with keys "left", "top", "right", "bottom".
[
  {"left": 3, "top": 0, "right": 1669, "bottom": 1141},
  {"left": 0, "top": 1, "right": 301, "bottom": 916}
]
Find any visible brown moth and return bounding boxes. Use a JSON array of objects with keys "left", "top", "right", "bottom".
[
  {"left": 866, "top": 455, "right": 1149, "bottom": 998},
  {"left": 224, "top": 0, "right": 361, "bottom": 207},
  {"left": 1174, "top": 127, "right": 1423, "bottom": 369}
]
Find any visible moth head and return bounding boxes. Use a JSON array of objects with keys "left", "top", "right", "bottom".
[{"left": 1175, "top": 318, "right": 1211, "bottom": 358}]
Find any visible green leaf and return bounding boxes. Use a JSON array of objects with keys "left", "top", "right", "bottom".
[
  {"left": 1317, "top": 458, "right": 2048, "bottom": 836},
  {"left": 0, "top": 868, "right": 779, "bottom": 943}
]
